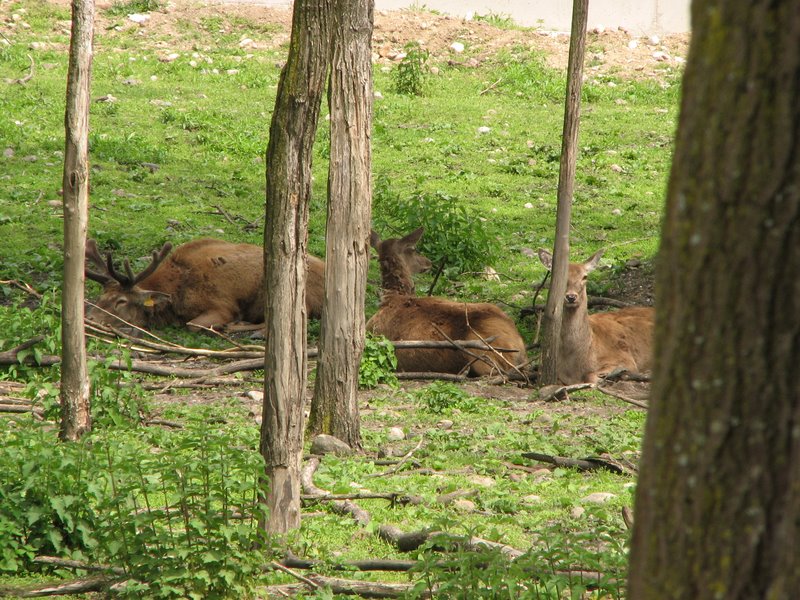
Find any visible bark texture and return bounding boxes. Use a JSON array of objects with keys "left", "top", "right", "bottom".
[
  {"left": 539, "top": 0, "right": 588, "bottom": 384},
  {"left": 260, "top": 0, "right": 332, "bottom": 534},
  {"left": 308, "top": 0, "right": 374, "bottom": 449},
  {"left": 59, "top": 0, "right": 94, "bottom": 441},
  {"left": 627, "top": 0, "right": 800, "bottom": 597}
]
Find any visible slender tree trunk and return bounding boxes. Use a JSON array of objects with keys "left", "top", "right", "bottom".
[
  {"left": 308, "top": 0, "right": 374, "bottom": 450},
  {"left": 538, "top": 0, "right": 588, "bottom": 384},
  {"left": 59, "top": 0, "right": 94, "bottom": 442},
  {"left": 628, "top": 0, "right": 800, "bottom": 597},
  {"left": 260, "top": 0, "right": 332, "bottom": 534}
]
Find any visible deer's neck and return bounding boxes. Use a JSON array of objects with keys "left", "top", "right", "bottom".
[
  {"left": 379, "top": 256, "right": 415, "bottom": 296},
  {"left": 558, "top": 303, "right": 596, "bottom": 382}
]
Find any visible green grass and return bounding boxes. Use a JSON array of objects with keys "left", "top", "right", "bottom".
[{"left": 0, "top": 1, "right": 682, "bottom": 596}]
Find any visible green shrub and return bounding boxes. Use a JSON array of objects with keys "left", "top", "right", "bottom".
[
  {"left": 359, "top": 334, "right": 398, "bottom": 388},
  {"left": 413, "top": 381, "right": 482, "bottom": 414},
  {"left": 393, "top": 42, "right": 430, "bottom": 96},
  {"left": 372, "top": 178, "right": 498, "bottom": 278}
]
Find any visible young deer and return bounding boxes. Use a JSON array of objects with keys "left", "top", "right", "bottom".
[
  {"left": 538, "top": 249, "right": 654, "bottom": 384},
  {"left": 86, "top": 238, "right": 325, "bottom": 332},
  {"left": 367, "top": 228, "right": 528, "bottom": 376}
]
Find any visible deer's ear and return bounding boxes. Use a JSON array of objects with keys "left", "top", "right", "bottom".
[
  {"left": 369, "top": 230, "right": 381, "bottom": 249},
  {"left": 537, "top": 249, "right": 554, "bottom": 271},
  {"left": 141, "top": 291, "right": 171, "bottom": 310},
  {"left": 403, "top": 227, "right": 425, "bottom": 246},
  {"left": 584, "top": 249, "right": 604, "bottom": 273}
]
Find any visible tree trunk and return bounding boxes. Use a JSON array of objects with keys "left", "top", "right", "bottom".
[
  {"left": 538, "top": 0, "right": 588, "bottom": 385},
  {"left": 308, "top": 0, "right": 374, "bottom": 450},
  {"left": 627, "top": 1, "right": 800, "bottom": 597},
  {"left": 260, "top": 0, "right": 332, "bottom": 534},
  {"left": 59, "top": 0, "right": 94, "bottom": 442}
]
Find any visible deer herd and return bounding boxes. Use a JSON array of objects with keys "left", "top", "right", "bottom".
[{"left": 85, "top": 229, "right": 654, "bottom": 385}]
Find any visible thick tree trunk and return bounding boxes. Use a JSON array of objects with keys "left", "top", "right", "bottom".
[
  {"left": 59, "top": 0, "right": 94, "bottom": 441},
  {"left": 260, "top": 0, "right": 332, "bottom": 534},
  {"left": 308, "top": 0, "right": 374, "bottom": 450},
  {"left": 538, "top": 0, "right": 588, "bottom": 384},
  {"left": 628, "top": 0, "right": 800, "bottom": 597}
]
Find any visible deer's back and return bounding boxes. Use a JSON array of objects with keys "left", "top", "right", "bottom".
[
  {"left": 367, "top": 294, "right": 527, "bottom": 376},
  {"left": 589, "top": 306, "right": 654, "bottom": 375}
]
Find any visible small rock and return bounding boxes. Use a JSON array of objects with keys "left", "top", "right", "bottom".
[
  {"left": 522, "top": 494, "right": 542, "bottom": 504},
  {"left": 627, "top": 39, "right": 639, "bottom": 50},
  {"left": 127, "top": 13, "right": 150, "bottom": 23},
  {"left": 647, "top": 35, "right": 661, "bottom": 46},
  {"left": 387, "top": 427, "right": 405, "bottom": 441},
  {"left": 477, "top": 125, "right": 491, "bottom": 134},
  {"left": 465, "top": 57, "right": 479, "bottom": 68},
  {"left": 452, "top": 498, "right": 476, "bottom": 512},
  {"left": 22, "top": 155, "right": 37, "bottom": 162},
  {"left": 141, "top": 162, "right": 159, "bottom": 173},
  {"left": 3, "top": 148, "right": 13, "bottom": 158},
  {"left": 47, "top": 200, "right": 62, "bottom": 208},
  {"left": 95, "top": 94, "right": 117, "bottom": 103},
  {"left": 581, "top": 492, "right": 617, "bottom": 504},
  {"left": 625, "top": 258, "right": 642, "bottom": 268},
  {"left": 524, "top": 202, "right": 534, "bottom": 209},
  {"left": 238, "top": 38, "right": 254, "bottom": 48},
  {"left": 429, "top": 66, "right": 439, "bottom": 75},
  {"left": 611, "top": 208, "right": 623, "bottom": 216},
  {"left": 310, "top": 434, "right": 353, "bottom": 456},
  {"left": 468, "top": 475, "right": 495, "bottom": 487},
  {"left": 450, "top": 41, "right": 465, "bottom": 53},
  {"left": 571, "top": 506, "right": 586, "bottom": 518},
  {"left": 520, "top": 247, "right": 536, "bottom": 258},
  {"left": 610, "top": 163, "right": 624, "bottom": 173},
  {"left": 437, "top": 489, "right": 475, "bottom": 505},
  {"left": 122, "top": 78, "right": 141, "bottom": 86},
  {"left": 652, "top": 51, "right": 670, "bottom": 62},
  {"left": 150, "top": 99, "right": 171, "bottom": 107},
  {"left": 245, "top": 390, "right": 263, "bottom": 402},
  {"left": 226, "top": 69, "right": 239, "bottom": 75},
  {"left": 373, "top": 91, "right": 383, "bottom": 99},
  {"left": 160, "top": 53, "right": 180, "bottom": 63},
  {"left": 437, "top": 419, "right": 453, "bottom": 430}
]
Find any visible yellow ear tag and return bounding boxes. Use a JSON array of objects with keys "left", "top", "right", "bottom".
[{"left": 143, "top": 297, "right": 156, "bottom": 308}]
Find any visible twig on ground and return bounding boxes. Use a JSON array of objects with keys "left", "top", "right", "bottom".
[
  {"left": 366, "top": 437, "right": 424, "bottom": 478},
  {"left": 0, "top": 278, "right": 42, "bottom": 298}
]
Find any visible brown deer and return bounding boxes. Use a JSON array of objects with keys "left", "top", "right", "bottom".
[
  {"left": 538, "top": 249, "right": 654, "bottom": 384},
  {"left": 367, "top": 228, "right": 528, "bottom": 376},
  {"left": 85, "top": 238, "right": 325, "bottom": 331}
]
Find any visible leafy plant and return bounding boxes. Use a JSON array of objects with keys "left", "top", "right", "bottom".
[
  {"left": 359, "top": 334, "right": 398, "bottom": 388},
  {"left": 372, "top": 178, "right": 498, "bottom": 278},
  {"left": 106, "top": 0, "right": 163, "bottom": 17},
  {"left": 393, "top": 42, "right": 430, "bottom": 96},
  {"left": 413, "top": 381, "right": 482, "bottom": 414}
]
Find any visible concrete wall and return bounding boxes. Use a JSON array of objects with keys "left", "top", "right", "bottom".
[
  {"left": 374, "top": 0, "right": 690, "bottom": 35},
  {"left": 219, "top": 0, "right": 691, "bottom": 35}
]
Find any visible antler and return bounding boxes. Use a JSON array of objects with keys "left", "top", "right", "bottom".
[
  {"left": 84, "top": 239, "right": 172, "bottom": 288},
  {"left": 85, "top": 239, "right": 113, "bottom": 284}
]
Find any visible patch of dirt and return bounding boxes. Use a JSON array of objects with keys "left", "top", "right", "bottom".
[
  {"left": 605, "top": 260, "right": 656, "bottom": 307},
  {"left": 43, "top": 0, "right": 688, "bottom": 82}
]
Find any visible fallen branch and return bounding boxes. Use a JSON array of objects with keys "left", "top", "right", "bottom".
[
  {"left": 301, "top": 457, "right": 371, "bottom": 527},
  {"left": 365, "top": 437, "right": 424, "bottom": 478},
  {"left": 1, "top": 576, "right": 117, "bottom": 598},
  {"left": 262, "top": 576, "right": 427, "bottom": 599},
  {"left": 281, "top": 554, "right": 417, "bottom": 573},
  {"left": 377, "top": 525, "right": 525, "bottom": 560},
  {"left": 0, "top": 278, "right": 42, "bottom": 298},
  {"left": 538, "top": 383, "right": 594, "bottom": 402},
  {"left": 33, "top": 556, "right": 124, "bottom": 575},
  {"left": 521, "top": 452, "right": 636, "bottom": 475}
]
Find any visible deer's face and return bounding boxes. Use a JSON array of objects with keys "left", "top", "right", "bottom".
[
  {"left": 87, "top": 283, "right": 171, "bottom": 329},
  {"left": 395, "top": 239, "right": 432, "bottom": 275},
  {"left": 563, "top": 263, "right": 589, "bottom": 309}
]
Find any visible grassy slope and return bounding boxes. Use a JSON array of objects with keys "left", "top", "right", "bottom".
[{"left": 0, "top": 0, "right": 681, "bottom": 596}]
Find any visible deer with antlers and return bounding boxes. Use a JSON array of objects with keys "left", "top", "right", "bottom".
[
  {"left": 538, "top": 248, "right": 654, "bottom": 384},
  {"left": 366, "top": 228, "right": 528, "bottom": 376},
  {"left": 85, "top": 238, "right": 325, "bottom": 332}
]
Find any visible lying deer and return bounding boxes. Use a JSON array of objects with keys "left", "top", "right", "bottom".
[
  {"left": 367, "top": 228, "right": 528, "bottom": 376},
  {"left": 538, "top": 249, "right": 654, "bottom": 384},
  {"left": 85, "top": 238, "right": 324, "bottom": 331}
]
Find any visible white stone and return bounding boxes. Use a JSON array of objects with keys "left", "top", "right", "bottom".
[
  {"left": 373, "top": 91, "right": 383, "bottom": 99},
  {"left": 450, "top": 41, "right": 465, "bottom": 53},
  {"left": 627, "top": 39, "right": 639, "bottom": 50},
  {"left": 387, "top": 427, "right": 405, "bottom": 441},
  {"left": 246, "top": 390, "right": 263, "bottom": 402},
  {"left": 477, "top": 126, "right": 491, "bottom": 134},
  {"left": 581, "top": 492, "right": 617, "bottom": 504},
  {"left": 127, "top": 13, "right": 150, "bottom": 23},
  {"left": 571, "top": 506, "right": 586, "bottom": 518},
  {"left": 524, "top": 202, "right": 534, "bottom": 209}
]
